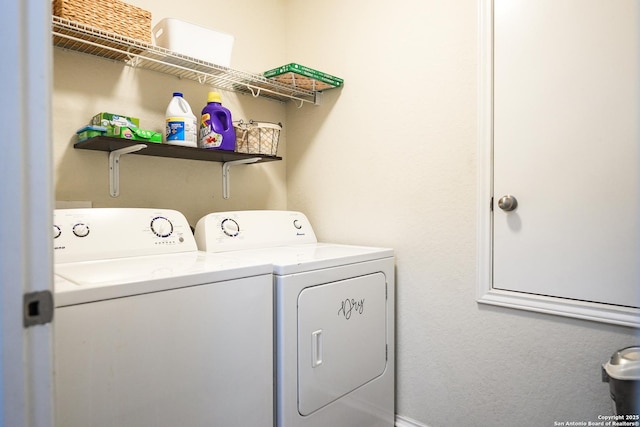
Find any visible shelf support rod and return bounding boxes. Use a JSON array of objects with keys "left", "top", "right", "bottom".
[
  {"left": 109, "top": 144, "right": 147, "bottom": 197},
  {"left": 222, "top": 157, "right": 261, "bottom": 199}
]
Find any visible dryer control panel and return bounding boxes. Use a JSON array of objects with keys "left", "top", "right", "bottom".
[
  {"left": 195, "top": 210, "right": 318, "bottom": 252},
  {"left": 53, "top": 208, "right": 197, "bottom": 263}
]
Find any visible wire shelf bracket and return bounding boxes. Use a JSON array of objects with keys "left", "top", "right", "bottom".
[
  {"left": 222, "top": 158, "right": 262, "bottom": 199},
  {"left": 109, "top": 144, "right": 147, "bottom": 197}
]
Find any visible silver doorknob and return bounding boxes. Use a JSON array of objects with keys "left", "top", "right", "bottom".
[{"left": 498, "top": 195, "right": 518, "bottom": 211}]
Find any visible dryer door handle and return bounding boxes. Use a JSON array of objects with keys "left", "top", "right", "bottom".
[{"left": 311, "top": 329, "right": 323, "bottom": 368}]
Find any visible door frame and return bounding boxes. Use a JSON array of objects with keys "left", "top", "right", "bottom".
[
  {"left": 476, "top": 0, "right": 639, "bottom": 328},
  {"left": 1, "top": 0, "right": 54, "bottom": 425}
]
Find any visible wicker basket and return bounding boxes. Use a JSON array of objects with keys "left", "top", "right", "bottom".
[
  {"left": 234, "top": 120, "right": 282, "bottom": 157},
  {"left": 53, "top": 0, "right": 151, "bottom": 45}
]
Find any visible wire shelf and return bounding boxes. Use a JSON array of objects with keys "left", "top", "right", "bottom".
[{"left": 52, "top": 16, "right": 318, "bottom": 105}]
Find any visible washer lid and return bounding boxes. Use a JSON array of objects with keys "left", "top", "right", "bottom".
[
  {"left": 54, "top": 252, "right": 271, "bottom": 307},
  {"left": 603, "top": 346, "right": 640, "bottom": 380},
  {"left": 226, "top": 243, "right": 393, "bottom": 275}
]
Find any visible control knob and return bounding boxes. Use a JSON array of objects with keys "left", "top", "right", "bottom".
[
  {"left": 72, "top": 223, "right": 90, "bottom": 237},
  {"left": 151, "top": 216, "right": 173, "bottom": 238},
  {"left": 221, "top": 218, "right": 240, "bottom": 237}
]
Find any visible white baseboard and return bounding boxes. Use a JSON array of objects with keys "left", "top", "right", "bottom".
[{"left": 396, "top": 414, "right": 430, "bottom": 427}]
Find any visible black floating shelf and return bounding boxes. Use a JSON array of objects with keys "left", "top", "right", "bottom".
[{"left": 74, "top": 136, "right": 282, "bottom": 163}]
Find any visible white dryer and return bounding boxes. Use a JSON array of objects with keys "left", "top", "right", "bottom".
[
  {"left": 195, "top": 210, "right": 395, "bottom": 427},
  {"left": 53, "top": 208, "right": 274, "bottom": 427}
]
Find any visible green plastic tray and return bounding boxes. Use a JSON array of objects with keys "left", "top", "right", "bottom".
[{"left": 264, "top": 63, "right": 343, "bottom": 91}]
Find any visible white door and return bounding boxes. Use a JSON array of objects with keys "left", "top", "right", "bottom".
[
  {"left": 0, "top": 0, "right": 54, "bottom": 425},
  {"left": 492, "top": 0, "right": 639, "bottom": 307}
]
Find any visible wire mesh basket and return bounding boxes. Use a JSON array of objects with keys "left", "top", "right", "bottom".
[
  {"left": 234, "top": 120, "right": 282, "bottom": 156},
  {"left": 53, "top": 0, "right": 152, "bottom": 48}
]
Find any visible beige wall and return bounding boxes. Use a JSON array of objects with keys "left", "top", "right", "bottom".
[
  {"left": 283, "top": 1, "right": 637, "bottom": 426},
  {"left": 53, "top": 1, "right": 638, "bottom": 426}
]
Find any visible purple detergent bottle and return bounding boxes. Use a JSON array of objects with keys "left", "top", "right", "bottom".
[{"left": 198, "top": 92, "right": 236, "bottom": 150}]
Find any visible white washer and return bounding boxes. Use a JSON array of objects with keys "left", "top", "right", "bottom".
[
  {"left": 53, "top": 208, "right": 274, "bottom": 427},
  {"left": 195, "top": 210, "right": 395, "bottom": 427}
]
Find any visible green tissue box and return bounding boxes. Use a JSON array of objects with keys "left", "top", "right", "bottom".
[{"left": 92, "top": 112, "right": 140, "bottom": 128}]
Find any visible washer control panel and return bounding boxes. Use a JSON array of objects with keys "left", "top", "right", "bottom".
[
  {"left": 53, "top": 208, "right": 197, "bottom": 263},
  {"left": 194, "top": 210, "right": 318, "bottom": 252}
]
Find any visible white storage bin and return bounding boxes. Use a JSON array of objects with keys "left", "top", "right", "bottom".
[{"left": 153, "top": 18, "right": 234, "bottom": 67}]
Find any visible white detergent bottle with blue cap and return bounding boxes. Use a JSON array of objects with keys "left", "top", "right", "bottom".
[{"left": 165, "top": 92, "right": 197, "bottom": 147}]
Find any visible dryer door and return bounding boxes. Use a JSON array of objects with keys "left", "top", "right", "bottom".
[{"left": 297, "top": 272, "right": 387, "bottom": 415}]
